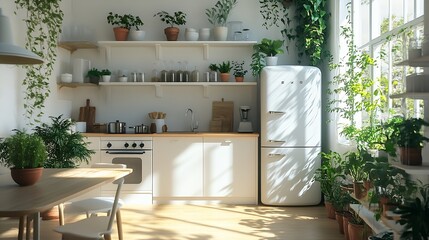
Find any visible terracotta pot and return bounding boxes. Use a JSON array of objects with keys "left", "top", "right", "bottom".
[
  {"left": 235, "top": 76, "right": 244, "bottom": 82},
  {"left": 353, "top": 182, "right": 366, "bottom": 199},
  {"left": 399, "top": 147, "right": 422, "bottom": 166},
  {"left": 348, "top": 222, "right": 364, "bottom": 240},
  {"left": 11, "top": 168, "right": 43, "bottom": 186},
  {"left": 324, "top": 201, "right": 336, "bottom": 219},
  {"left": 343, "top": 212, "right": 352, "bottom": 240},
  {"left": 335, "top": 211, "right": 344, "bottom": 234},
  {"left": 164, "top": 27, "right": 180, "bottom": 41},
  {"left": 41, "top": 206, "right": 59, "bottom": 220},
  {"left": 113, "top": 27, "right": 129, "bottom": 41},
  {"left": 363, "top": 180, "right": 373, "bottom": 192},
  {"left": 220, "top": 73, "right": 230, "bottom": 82}
]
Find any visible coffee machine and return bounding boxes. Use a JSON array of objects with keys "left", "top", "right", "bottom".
[{"left": 238, "top": 106, "right": 253, "bottom": 132}]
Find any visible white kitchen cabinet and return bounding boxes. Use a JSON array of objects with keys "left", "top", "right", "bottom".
[
  {"left": 82, "top": 137, "right": 100, "bottom": 167},
  {"left": 152, "top": 137, "right": 204, "bottom": 199},
  {"left": 203, "top": 137, "right": 257, "bottom": 204}
]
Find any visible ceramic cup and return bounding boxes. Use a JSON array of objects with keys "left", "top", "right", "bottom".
[{"left": 75, "top": 122, "right": 87, "bottom": 133}]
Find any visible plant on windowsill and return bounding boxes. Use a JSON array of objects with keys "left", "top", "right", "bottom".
[
  {"left": 154, "top": 11, "right": 187, "bottom": 41},
  {"left": 205, "top": 0, "right": 237, "bottom": 41},
  {"left": 15, "top": 0, "right": 64, "bottom": 126},
  {"left": 232, "top": 61, "right": 248, "bottom": 82},
  {"left": 383, "top": 116, "right": 429, "bottom": 166},
  {"left": 217, "top": 61, "right": 233, "bottom": 82},
  {"left": 107, "top": 12, "right": 144, "bottom": 41},
  {"left": 251, "top": 38, "right": 284, "bottom": 76},
  {"left": 0, "top": 130, "right": 47, "bottom": 186}
]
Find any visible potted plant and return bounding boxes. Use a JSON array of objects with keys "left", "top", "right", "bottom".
[
  {"left": 107, "top": 12, "right": 136, "bottom": 41},
  {"left": 344, "top": 151, "right": 368, "bottom": 199},
  {"left": 331, "top": 180, "right": 355, "bottom": 234},
  {"left": 205, "top": 0, "right": 237, "bottom": 41},
  {"left": 217, "top": 61, "right": 232, "bottom": 82},
  {"left": 348, "top": 207, "right": 365, "bottom": 240},
  {"left": 394, "top": 183, "right": 429, "bottom": 240},
  {"left": 232, "top": 61, "right": 248, "bottom": 82},
  {"left": 87, "top": 68, "right": 101, "bottom": 84},
  {"left": 154, "top": 11, "right": 187, "bottom": 41},
  {"left": 0, "top": 131, "right": 47, "bottom": 186},
  {"left": 251, "top": 38, "right": 285, "bottom": 76},
  {"left": 100, "top": 69, "right": 112, "bottom": 82},
  {"left": 208, "top": 63, "right": 219, "bottom": 82},
  {"left": 127, "top": 15, "right": 145, "bottom": 41},
  {"left": 383, "top": 116, "right": 429, "bottom": 166}
]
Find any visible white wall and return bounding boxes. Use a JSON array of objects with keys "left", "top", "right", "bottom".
[{"left": 0, "top": 0, "right": 295, "bottom": 134}]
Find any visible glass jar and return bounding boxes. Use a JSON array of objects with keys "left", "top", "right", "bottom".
[{"left": 191, "top": 67, "right": 200, "bottom": 82}]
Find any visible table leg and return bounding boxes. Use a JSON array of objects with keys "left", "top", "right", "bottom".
[{"left": 32, "top": 212, "right": 40, "bottom": 240}]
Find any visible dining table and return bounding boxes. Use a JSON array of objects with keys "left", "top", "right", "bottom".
[{"left": 0, "top": 167, "right": 132, "bottom": 240}]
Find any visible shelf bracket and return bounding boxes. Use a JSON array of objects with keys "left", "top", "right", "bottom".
[
  {"left": 155, "top": 44, "right": 161, "bottom": 60},
  {"left": 203, "top": 44, "right": 209, "bottom": 60},
  {"left": 155, "top": 84, "right": 163, "bottom": 97},
  {"left": 103, "top": 46, "right": 111, "bottom": 65}
]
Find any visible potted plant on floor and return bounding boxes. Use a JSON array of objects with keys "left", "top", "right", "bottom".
[
  {"left": 344, "top": 151, "right": 367, "bottom": 199},
  {"left": 107, "top": 12, "right": 135, "bottom": 41},
  {"left": 383, "top": 116, "right": 429, "bottom": 166},
  {"left": 0, "top": 131, "right": 47, "bottom": 186},
  {"left": 217, "top": 61, "right": 233, "bottom": 82},
  {"left": 348, "top": 207, "right": 365, "bottom": 240},
  {"left": 154, "top": 11, "right": 187, "bottom": 41},
  {"left": 205, "top": 0, "right": 237, "bottom": 41},
  {"left": 232, "top": 61, "right": 248, "bottom": 82},
  {"left": 34, "top": 115, "right": 94, "bottom": 219},
  {"left": 251, "top": 38, "right": 285, "bottom": 76}
]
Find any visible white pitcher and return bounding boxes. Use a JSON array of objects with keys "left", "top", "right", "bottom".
[{"left": 72, "top": 58, "right": 90, "bottom": 83}]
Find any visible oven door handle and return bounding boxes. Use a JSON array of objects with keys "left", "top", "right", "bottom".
[{"left": 105, "top": 150, "right": 146, "bottom": 154}]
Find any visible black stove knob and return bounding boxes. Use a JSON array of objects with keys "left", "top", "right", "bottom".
[
  {"left": 132, "top": 142, "right": 137, "bottom": 148},
  {"left": 124, "top": 143, "right": 129, "bottom": 148},
  {"left": 139, "top": 142, "right": 145, "bottom": 148},
  {"left": 107, "top": 142, "right": 112, "bottom": 148}
]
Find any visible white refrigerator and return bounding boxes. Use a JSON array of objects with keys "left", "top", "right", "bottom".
[{"left": 260, "top": 65, "right": 321, "bottom": 206}]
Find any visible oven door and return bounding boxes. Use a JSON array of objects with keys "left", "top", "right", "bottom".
[{"left": 100, "top": 150, "right": 152, "bottom": 193}]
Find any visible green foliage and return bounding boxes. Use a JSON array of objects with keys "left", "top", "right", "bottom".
[
  {"left": 232, "top": 61, "right": 248, "bottom": 77},
  {"left": 342, "top": 124, "right": 386, "bottom": 152},
  {"left": 86, "top": 68, "right": 102, "bottom": 78},
  {"left": 205, "top": 0, "right": 237, "bottom": 26},
  {"left": 395, "top": 184, "right": 429, "bottom": 240},
  {"left": 259, "top": 0, "right": 330, "bottom": 66},
  {"left": 0, "top": 131, "right": 47, "bottom": 169},
  {"left": 217, "top": 61, "right": 232, "bottom": 73},
  {"left": 331, "top": 180, "right": 354, "bottom": 211},
  {"left": 344, "top": 151, "right": 367, "bottom": 182},
  {"left": 209, "top": 64, "right": 218, "bottom": 72},
  {"left": 33, "top": 115, "right": 94, "bottom": 168},
  {"left": 100, "top": 69, "right": 111, "bottom": 76},
  {"left": 383, "top": 116, "right": 429, "bottom": 154},
  {"left": 315, "top": 151, "right": 344, "bottom": 202},
  {"left": 15, "top": 0, "right": 64, "bottom": 125},
  {"left": 154, "top": 11, "right": 187, "bottom": 27},
  {"left": 251, "top": 38, "right": 284, "bottom": 76},
  {"left": 107, "top": 12, "right": 144, "bottom": 30}
]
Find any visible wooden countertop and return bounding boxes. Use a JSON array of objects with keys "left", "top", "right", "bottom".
[{"left": 83, "top": 132, "right": 259, "bottom": 137}]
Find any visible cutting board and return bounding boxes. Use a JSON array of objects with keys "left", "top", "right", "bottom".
[
  {"left": 211, "top": 99, "right": 234, "bottom": 132},
  {"left": 78, "top": 99, "right": 96, "bottom": 132}
]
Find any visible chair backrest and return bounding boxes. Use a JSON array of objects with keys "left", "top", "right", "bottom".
[{"left": 91, "top": 163, "right": 126, "bottom": 231}]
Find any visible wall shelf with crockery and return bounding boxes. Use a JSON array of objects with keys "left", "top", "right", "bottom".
[
  {"left": 97, "top": 41, "right": 256, "bottom": 62},
  {"left": 98, "top": 81, "right": 257, "bottom": 98},
  {"left": 57, "top": 82, "right": 99, "bottom": 89},
  {"left": 58, "top": 41, "right": 98, "bottom": 53}
]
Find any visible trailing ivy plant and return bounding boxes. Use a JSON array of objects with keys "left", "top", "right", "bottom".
[
  {"left": 14, "top": 0, "right": 64, "bottom": 125},
  {"left": 259, "top": 0, "right": 330, "bottom": 66}
]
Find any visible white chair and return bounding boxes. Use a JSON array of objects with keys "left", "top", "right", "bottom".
[{"left": 56, "top": 163, "right": 126, "bottom": 240}]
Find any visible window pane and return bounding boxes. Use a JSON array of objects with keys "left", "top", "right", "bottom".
[
  {"left": 354, "top": 0, "right": 370, "bottom": 46},
  {"left": 372, "top": 0, "right": 389, "bottom": 38},
  {"left": 416, "top": 0, "right": 424, "bottom": 18}
]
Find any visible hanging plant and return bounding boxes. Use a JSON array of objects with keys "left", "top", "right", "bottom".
[
  {"left": 259, "top": 0, "right": 330, "bottom": 66},
  {"left": 14, "top": 0, "right": 64, "bottom": 125}
]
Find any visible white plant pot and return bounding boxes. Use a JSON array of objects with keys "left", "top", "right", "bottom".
[
  {"left": 102, "top": 75, "right": 111, "bottom": 82},
  {"left": 128, "top": 30, "right": 146, "bottom": 41},
  {"left": 265, "top": 56, "right": 278, "bottom": 66},
  {"left": 199, "top": 28, "right": 211, "bottom": 41},
  {"left": 213, "top": 26, "right": 228, "bottom": 41}
]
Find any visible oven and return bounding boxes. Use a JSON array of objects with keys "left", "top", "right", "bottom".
[{"left": 100, "top": 137, "right": 152, "bottom": 204}]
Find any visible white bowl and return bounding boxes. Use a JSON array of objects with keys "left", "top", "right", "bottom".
[
  {"left": 185, "top": 31, "right": 199, "bottom": 41},
  {"left": 61, "top": 73, "right": 72, "bottom": 83}
]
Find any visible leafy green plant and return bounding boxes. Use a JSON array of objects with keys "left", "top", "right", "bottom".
[
  {"left": 0, "top": 130, "right": 47, "bottom": 169},
  {"left": 395, "top": 184, "right": 429, "bottom": 240},
  {"left": 315, "top": 151, "right": 345, "bottom": 202},
  {"left": 87, "top": 68, "right": 101, "bottom": 78},
  {"left": 209, "top": 64, "right": 218, "bottom": 72},
  {"left": 217, "top": 61, "right": 232, "bottom": 73},
  {"left": 107, "top": 12, "right": 144, "bottom": 30},
  {"left": 100, "top": 69, "right": 111, "bottom": 76},
  {"left": 344, "top": 151, "right": 367, "bottom": 183},
  {"left": 205, "top": 0, "right": 237, "bottom": 26},
  {"left": 15, "top": 0, "right": 64, "bottom": 125},
  {"left": 251, "top": 38, "right": 285, "bottom": 76},
  {"left": 331, "top": 180, "right": 354, "bottom": 212},
  {"left": 154, "top": 11, "right": 187, "bottom": 27},
  {"left": 34, "top": 115, "right": 94, "bottom": 168},
  {"left": 232, "top": 61, "right": 248, "bottom": 77}
]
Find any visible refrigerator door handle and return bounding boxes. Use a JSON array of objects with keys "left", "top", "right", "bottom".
[
  {"left": 268, "top": 111, "right": 286, "bottom": 114},
  {"left": 268, "top": 153, "right": 286, "bottom": 157},
  {"left": 268, "top": 140, "right": 286, "bottom": 143}
]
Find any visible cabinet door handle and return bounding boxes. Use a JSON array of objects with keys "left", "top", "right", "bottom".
[
  {"left": 268, "top": 111, "right": 286, "bottom": 114},
  {"left": 268, "top": 140, "right": 286, "bottom": 143},
  {"left": 268, "top": 153, "right": 286, "bottom": 157}
]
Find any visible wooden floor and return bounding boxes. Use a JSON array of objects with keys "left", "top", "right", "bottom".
[{"left": 0, "top": 204, "right": 345, "bottom": 240}]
